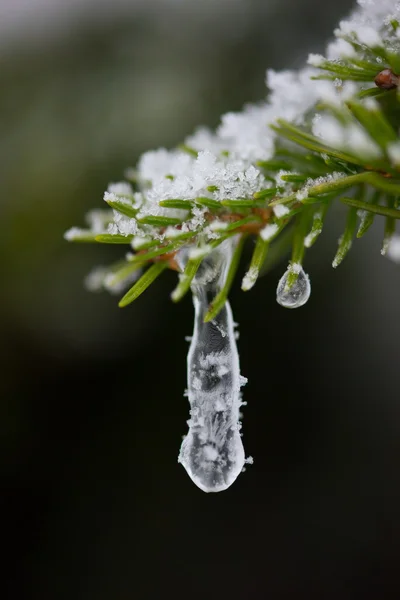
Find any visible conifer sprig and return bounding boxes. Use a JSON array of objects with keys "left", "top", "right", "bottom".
[{"left": 65, "top": 0, "right": 400, "bottom": 315}]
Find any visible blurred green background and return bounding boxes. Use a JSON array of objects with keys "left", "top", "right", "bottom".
[{"left": 2, "top": 0, "right": 400, "bottom": 598}]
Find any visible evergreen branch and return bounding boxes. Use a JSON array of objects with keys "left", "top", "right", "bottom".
[
  {"left": 63, "top": 0, "right": 400, "bottom": 492},
  {"left": 66, "top": 0, "right": 400, "bottom": 322}
]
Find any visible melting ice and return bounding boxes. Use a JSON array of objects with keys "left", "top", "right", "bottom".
[
  {"left": 177, "top": 239, "right": 247, "bottom": 493},
  {"left": 276, "top": 263, "right": 311, "bottom": 309}
]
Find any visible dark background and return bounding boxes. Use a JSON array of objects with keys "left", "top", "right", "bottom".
[{"left": 2, "top": 0, "right": 400, "bottom": 598}]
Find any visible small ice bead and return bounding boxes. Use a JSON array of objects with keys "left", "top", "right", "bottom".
[
  {"left": 386, "top": 235, "right": 400, "bottom": 263},
  {"left": 276, "top": 265, "right": 311, "bottom": 309}
]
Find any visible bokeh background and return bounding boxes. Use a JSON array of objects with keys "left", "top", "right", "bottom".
[{"left": 2, "top": 0, "right": 400, "bottom": 598}]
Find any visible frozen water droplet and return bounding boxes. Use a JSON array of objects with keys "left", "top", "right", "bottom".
[
  {"left": 276, "top": 263, "right": 311, "bottom": 309},
  {"left": 178, "top": 239, "right": 246, "bottom": 493}
]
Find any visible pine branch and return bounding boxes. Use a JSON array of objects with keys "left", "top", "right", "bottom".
[
  {"left": 62, "top": 0, "right": 400, "bottom": 493},
  {"left": 65, "top": 0, "right": 400, "bottom": 316}
]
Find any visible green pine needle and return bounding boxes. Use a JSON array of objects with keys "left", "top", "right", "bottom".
[
  {"left": 194, "top": 197, "right": 222, "bottom": 210},
  {"left": 346, "top": 101, "right": 397, "bottom": 150},
  {"left": 95, "top": 234, "right": 134, "bottom": 244},
  {"left": 170, "top": 256, "right": 204, "bottom": 303},
  {"left": 178, "top": 144, "right": 198, "bottom": 157},
  {"left": 256, "top": 160, "right": 291, "bottom": 171},
  {"left": 118, "top": 262, "right": 168, "bottom": 308},
  {"left": 241, "top": 236, "right": 269, "bottom": 291},
  {"left": 220, "top": 198, "right": 266, "bottom": 208},
  {"left": 304, "top": 201, "right": 331, "bottom": 248},
  {"left": 356, "top": 190, "right": 381, "bottom": 238},
  {"left": 65, "top": 229, "right": 101, "bottom": 242},
  {"left": 104, "top": 198, "right": 138, "bottom": 218},
  {"left": 137, "top": 215, "right": 186, "bottom": 227},
  {"left": 332, "top": 207, "right": 358, "bottom": 268},
  {"left": 253, "top": 187, "right": 278, "bottom": 200},
  {"left": 224, "top": 215, "right": 262, "bottom": 232},
  {"left": 204, "top": 235, "right": 246, "bottom": 322},
  {"left": 341, "top": 196, "right": 400, "bottom": 220},
  {"left": 285, "top": 210, "right": 311, "bottom": 288},
  {"left": 280, "top": 174, "right": 309, "bottom": 183},
  {"left": 312, "top": 58, "right": 380, "bottom": 81},
  {"left": 271, "top": 120, "right": 368, "bottom": 168},
  {"left": 105, "top": 261, "right": 144, "bottom": 289},
  {"left": 129, "top": 241, "right": 181, "bottom": 265},
  {"left": 170, "top": 234, "right": 239, "bottom": 303},
  {"left": 159, "top": 199, "right": 195, "bottom": 210}
]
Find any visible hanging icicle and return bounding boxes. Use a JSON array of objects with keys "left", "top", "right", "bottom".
[{"left": 177, "top": 239, "right": 248, "bottom": 493}]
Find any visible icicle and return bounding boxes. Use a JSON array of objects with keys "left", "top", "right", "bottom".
[
  {"left": 177, "top": 239, "right": 247, "bottom": 493},
  {"left": 276, "top": 263, "right": 311, "bottom": 309}
]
